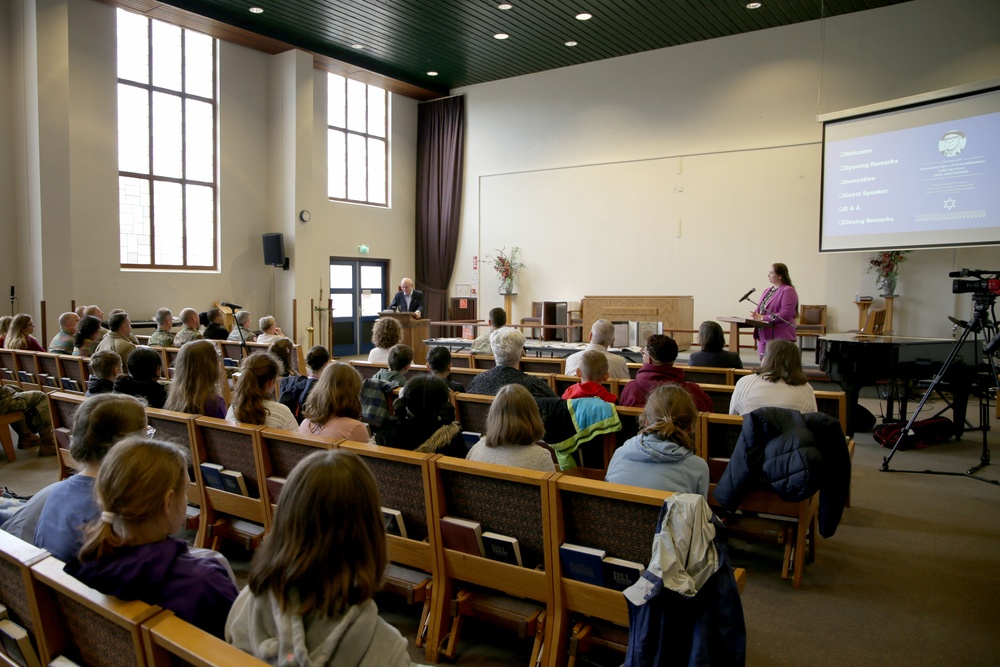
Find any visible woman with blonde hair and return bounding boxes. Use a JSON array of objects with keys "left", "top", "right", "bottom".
[
  {"left": 256, "top": 316, "right": 284, "bottom": 345},
  {"left": 226, "top": 353, "right": 297, "bottom": 430},
  {"left": 164, "top": 339, "right": 227, "bottom": 418},
  {"left": 605, "top": 384, "right": 709, "bottom": 497},
  {"left": 226, "top": 449, "right": 408, "bottom": 665},
  {"left": 65, "top": 438, "right": 238, "bottom": 638},
  {"left": 367, "top": 317, "right": 402, "bottom": 364},
  {"left": 0, "top": 316, "right": 12, "bottom": 341},
  {"left": 466, "top": 384, "right": 554, "bottom": 472},
  {"left": 297, "top": 362, "right": 369, "bottom": 442},
  {"left": 3, "top": 313, "right": 45, "bottom": 351},
  {"left": 728, "top": 339, "right": 816, "bottom": 416}
]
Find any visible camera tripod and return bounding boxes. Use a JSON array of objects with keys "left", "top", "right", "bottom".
[{"left": 881, "top": 294, "right": 999, "bottom": 486}]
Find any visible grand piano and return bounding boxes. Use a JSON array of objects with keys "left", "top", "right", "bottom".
[{"left": 818, "top": 333, "right": 979, "bottom": 436}]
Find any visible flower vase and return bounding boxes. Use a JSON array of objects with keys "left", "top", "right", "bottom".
[
  {"left": 880, "top": 277, "right": 897, "bottom": 296},
  {"left": 498, "top": 277, "right": 514, "bottom": 295}
]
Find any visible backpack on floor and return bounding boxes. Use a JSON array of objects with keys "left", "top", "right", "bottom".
[{"left": 873, "top": 417, "right": 954, "bottom": 450}]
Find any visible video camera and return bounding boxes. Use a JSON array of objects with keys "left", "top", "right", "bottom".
[{"left": 950, "top": 269, "right": 1000, "bottom": 296}]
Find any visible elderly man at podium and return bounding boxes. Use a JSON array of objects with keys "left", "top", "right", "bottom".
[{"left": 388, "top": 277, "right": 423, "bottom": 318}]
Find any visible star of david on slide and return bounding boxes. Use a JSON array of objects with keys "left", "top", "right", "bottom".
[{"left": 943, "top": 198, "right": 957, "bottom": 210}]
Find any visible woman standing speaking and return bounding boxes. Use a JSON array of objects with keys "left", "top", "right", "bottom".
[{"left": 751, "top": 263, "right": 798, "bottom": 358}]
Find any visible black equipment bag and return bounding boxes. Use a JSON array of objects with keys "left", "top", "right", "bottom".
[{"left": 873, "top": 417, "right": 954, "bottom": 450}]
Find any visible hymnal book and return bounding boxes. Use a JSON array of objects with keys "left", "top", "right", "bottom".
[
  {"left": 439, "top": 516, "right": 485, "bottom": 557},
  {"left": 17, "top": 371, "right": 34, "bottom": 385},
  {"left": 219, "top": 469, "right": 249, "bottom": 496},
  {"left": 481, "top": 531, "right": 522, "bottom": 567},
  {"left": 602, "top": 556, "right": 646, "bottom": 591},
  {"left": 49, "top": 657, "right": 84, "bottom": 667},
  {"left": 382, "top": 508, "right": 408, "bottom": 538},
  {"left": 559, "top": 543, "right": 606, "bottom": 586},
  {"left": 199, "top": 463, "right": 225, "bottom": 490},
  {"left": 461, "top": 431, "right": 481, "bottom": 448},
  {"left": 265, "top": 477, "right": 287, "bottom": 504},
  {"left": 0, "top": 619, "right": 41, "bottom": 667}
]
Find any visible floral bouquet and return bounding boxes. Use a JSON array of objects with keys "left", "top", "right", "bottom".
[
  {"left": 866, "top": 250, "right": 911, "bottom": 294},
  {"left": 488, "top": 246, "right": 523, "bottom": 294}
]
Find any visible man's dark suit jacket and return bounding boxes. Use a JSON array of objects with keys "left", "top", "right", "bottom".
[{"left": 389, "top": 289, "right": 424, "bottom": 314}]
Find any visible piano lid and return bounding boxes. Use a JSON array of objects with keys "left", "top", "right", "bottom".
[{"left": 820, "top": 333, "right": 958, "bottom": 345}]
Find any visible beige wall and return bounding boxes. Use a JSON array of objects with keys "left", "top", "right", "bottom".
[{"left": 452, "top": 0, "right": 1000, "bottom": 338}]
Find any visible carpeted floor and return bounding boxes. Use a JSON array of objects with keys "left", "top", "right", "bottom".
[{"left": 3, "top": 387, "right": 999, "bottom": 666}]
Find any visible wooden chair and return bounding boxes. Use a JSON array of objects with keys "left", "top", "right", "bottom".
[
  {"left": 454, "top": 393, "right": 493, "bottom": 436},
  {"left": 146, "top": 408, "right": 201, "bottom": 509},
  {"left": 142, "top": 610, "right": 269, "bottom": 667},
  {"left": 57, "top": 355, "right": 89, "bottom": 394},
  {"left": 700, "top": 413, "right": 818, "bottom": 589},
  {"left": 676, "top": 365, "right": 733, "bottom": 386},
  {"left": 0, "top": 531, "right": 49, "bottom": 665},
  {"left": 34, "top": 352, "right": 65, "bottom": 390},
  {"left": 258, "top": 428, "right": 339, "bottom": 520},
  {"left": 796, "top": 304, "right": 827, "bottom": 350},
  {"left": 427, "top": 457, "right": 556, "bottom": 665},
  {"left": 47, "top": 392, "right": 87, "bottom": 479},
  {"left": 29, "top": 555, "right": 161, "bottom": 666},
  {"left": 191, "top": 417, "right": 269, "bottom": 551},
  {"left": 340, "top": 440, "right": 439, "bottom": 654}
]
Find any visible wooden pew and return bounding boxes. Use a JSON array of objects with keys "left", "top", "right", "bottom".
[
  {"left": 450, "top": 353, "right": 473, "bottom": 369},
  {"left": 146, "top": 408, "right": 202, "bottom": 512},
  {"left": 427, "top": 457, "right": 556, "bottom": 665},
  {"left": 12, "top": 350, "right": 43, "bottom": 392},
  {"left": 675, "top": 364, "right": 734, "bottom": 386},
  {"left": 258, "top": 428, "right": 340, "bottom": 521},
  {"left": 447, "top": 367, "right": 483, "bottom": 391},
  {"left": 521, "top": 357, "right": 566, "bottom": 375},
  {"left": 349, "top": 359, "right": 388, "bottom": 379},
  {"left": 33, "top": 352, "right": 65, "bottom": 391},
  {"left": 0, "top": 350, "right": 19, "bottom": 386},
  {"left": 142, "top": 610, "right": 269, "bottom": 667},
  {"left": 471, "top": 354, "right": 496, "bottom": 370},
  {"left": 57, "top": 355, "right": 89, "bottom": 394},
  {"left": 47, "top": 392, "right": 87, "bottom": 479},
  {"left": 453, "top": 393, "right": 493, "bottom": 436},
  {"left": 0, "top": 531, "right": 49, "bottom": 666}
]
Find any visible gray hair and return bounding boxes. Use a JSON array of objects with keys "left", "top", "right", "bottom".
[
  {"left": 591, "top": 319, "right": 615, "bottom": 347},
  {"left": 235, "top": 311, "right": 252, "bottom": 327},
  {"left": 259, "top": 315, "right": 277, "bottom": 332},
  {"left": 490, "top": 328, "right": 526, "bottom": 367},
  {"left": 154, "top": 307, "right": 172, "bottom": 326},
  {"left": 179, "top": 308, "right": 199, "bottom": 326},
  {"left": 58, "top": 312, "right": 78, "bottom": 328}
]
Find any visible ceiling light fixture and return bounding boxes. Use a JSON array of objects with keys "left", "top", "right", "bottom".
[
  {"left": 746, "top": 2, "right": 762, "bottom": 8},
  {"left": 575, "top": 12, "right": 592, "bottom": 20},
  {"left": 498, "top": 3, "right": 513, "bottom": 9},
  {"left": 248, "top": 6, "right": 263, "bottom": 13},
  {"left": 494, "top": 33, "right": 509, "bottom": 40},
  {"left": 351, "top": 43, "right": 364, "bottom": 49},
  {"left": 427, "top": 71, "right": 439, "bottom": 76},
  {"left": 565, "top": 41, "right": 578, "bottom": 47}
]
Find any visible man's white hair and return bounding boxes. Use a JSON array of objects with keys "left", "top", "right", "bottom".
[{"left": 591, "top": 319, "right": 615, "bottom": 347}]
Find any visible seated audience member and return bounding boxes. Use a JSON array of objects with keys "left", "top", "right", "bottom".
[
  {"left": 95, "top": 311, "right": 136, "bottom": 361},
  {"left": 0, "top": 316, "right": 11, "bottom": 342},
  {"left": 372, "top": 344, "right": 412, "bottom": 388},
  {"left": 203, "top": 308, "right": 230, "bottom": 340},
  {"left": 278, "top": 345, "right": 330, "bottom": 423},
  {"left": 74, "top": 305, "right": 86, "bottom": 319},
  {"left": 367, "top": 317, "right": 402, "bottom": 364},
  {"left": 268, "top": 337, "right": 298, "bottom": 379},
  {"left": 0, "top": 383, "right": 57, "bottom": 457},
  {"left": 108, "top": 308, "right": 140, "bottom": 344},
  {"left": 297, "top": 362, "right": 370, "bottom": 442},
  {"left": 256, "top": 316, "right": 285, "bottom": 344},
  {"left": 3, "top": 313, "right": 45, "bottom": 351},
  {"left": 48, "top": 311, "right": 80, "bottom": 354},
  {"left": 619, "top": 334, "right": 713, "bottom": 412},
  {"left": 469, "top": 307, "right": 507, "bottom": 355},
  {"left": 73, "top": 315, "right": 103, "bottom": 357},
  {"left": 426, "top": 346, "right": 464, "bottom": 393},
  {"left": 227, "top": 353, "right": 298, "bottom": 431},
  {"left": 375, "top": 376, "right": 466, "bottom": 457},
  {"left": 225, "top": 449, "right": 409, "bottom": 665},
  {"left": 114, "top": 348, "right": 167, "bottom": 409},
  {"left": 605, "top": 384, "right": 709, "bottom": 498},
  {"left": 173, "top": 308, "right": 204, "bottom": 346},
  {"left": 163, "top": 340, "right": 227, "bottom": 419},
  {"left": 467, "top": 328, "right": 557, "bottom": 399},
  {"left": 83, "top": 305, "right": 109, "bottom": 341},
  {"left": 148, "top": 308, "right": 175, "bottom": 347},
  {"left": 228, "top": 310, "right": 257, "bottom": 343},
  {"left": 28, "top": 394, "right": 147, "bottom": 560},
  {"left": 689, "top": 320, "right": 743, "bottom": 369},
  {"left": 564, "top": 319, "right": 631, "bottom": 380},
  {"left": 561, "top": 350, "right": 617, "bottom": 403},
  {"left": 467, "top": 385, "right": 555, "bottom": 472},
  {"left": 729, "top": 339, "right": 816, "bottom": 416},
  {"left": 86, "top": 350, "right": 123, "bottom": 397},
  {"left": 66, "top": 438, "right": 238, "bottom": 638}
]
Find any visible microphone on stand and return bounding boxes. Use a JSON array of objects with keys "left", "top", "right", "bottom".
[
  {"left": 220, "top": 301, "right": 243, "bottom": 310},
  {"left": 738, "top": 288, "right": 756, "bottom": 304}
]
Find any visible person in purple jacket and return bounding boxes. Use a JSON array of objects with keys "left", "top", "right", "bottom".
[
  {"left": 751, "top": 262, "right": 799, "bottom": 359},
  {"left": 64, "top": 438, "right": 238, "bottom": 638}
]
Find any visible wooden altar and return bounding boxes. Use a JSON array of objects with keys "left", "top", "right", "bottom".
[{"left": 581, "top": 296, "right": 695, "bottom": 350}]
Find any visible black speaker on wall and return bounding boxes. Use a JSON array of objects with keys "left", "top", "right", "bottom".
[{"left": 262, "top": 233, "right": 289, "bottom": 270}]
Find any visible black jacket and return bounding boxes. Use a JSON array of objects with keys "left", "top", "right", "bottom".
[
  {"left": 713, "top": 408, "right": 851, "bottom": 538},
  {"left": 388, "top": 289, "right": 424, "bottom": 314}
]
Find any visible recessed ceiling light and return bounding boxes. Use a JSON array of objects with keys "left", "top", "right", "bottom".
[
  {"left": 427, "top": 71, "right": 438, "bottom": 76},
  {"left": 494, "top": 33, "right": 509, "bottom": 40},
  {"left": 575, "top": 12, "right": 592, "bottom": 20},
  {"left": 498, "top": 2, "right": 513, "bottom": 9},
  {"left": 351, "top": 43, "right": 364, "bottom": 49},
  {"left": 565, "top": 41, "right": 578, "bottom": 47},
  {"left": 746, "top": 2, "right": 762, "bottom": 8},
  {"left": 248, "top": 6, "right": 263, "bottom": 13}
]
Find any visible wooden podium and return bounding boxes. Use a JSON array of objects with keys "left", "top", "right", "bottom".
[
  {"left": 717, "top": 316, "right": 775, "bottom": 352},
  {"left": 380, "top": 311, "right": 430, "bottom": 365}
]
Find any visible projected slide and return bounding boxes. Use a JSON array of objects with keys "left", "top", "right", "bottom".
[{"left": 821, "top": 88, "right": 1000, "bottom": 251}]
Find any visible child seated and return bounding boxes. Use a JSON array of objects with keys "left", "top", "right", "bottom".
[
  {"left": 113, "top": 347, "right": 167, "bottom": 409},
  {"left": 375, "top": 376, "right": 467, "bottom": 457},
  {"left": 426, "top": 346, "right": 464, "bottom": 393},
  {"left": 65, "top": 437, "right": 238, "bottom": 638},
  {"left": 372, "top": 344, "right": 412, "bottom": 388},
  {"left": 226, "top": 449, "right": 409, "bottom": 666},
  {"left": 561, "top": 350, "right": 617, "bottom": 404},
  {"left": 86, "top": 350, "right": 122, "bottom": 396}
]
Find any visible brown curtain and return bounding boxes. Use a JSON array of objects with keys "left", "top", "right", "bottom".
[{"left": 415, "top": 96, "right": 465, "bottom": 334}]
